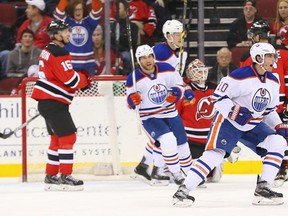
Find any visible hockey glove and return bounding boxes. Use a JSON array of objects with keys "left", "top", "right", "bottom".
[
  {"left": 78, "top": 70, "right": 92, "bottom": 91},
  {"left": 228, "top": 105, "right": 253, "bottom": 126},
  {"left": 275, "top": 123, "right": 288, "bottom": 138},
  {"left": 127, "top": 92, "right": 141, "bottom": 109},
  {"left": 166, "top": 87, "right": 182, "bottom": 104},
  {"left": 281, "top": 108, "right": 288, "bottom": 123},
  {"left": 183, "top": 86, "right": 196, "bottom": 106}
]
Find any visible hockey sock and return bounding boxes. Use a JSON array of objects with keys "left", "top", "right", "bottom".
[
  {"left": 46, "top": 134, "right": 60, "bottom": 175},
  {"left": 58, "top": 133, "right": 76, "bottom": 175},
  {"left": 261, "top": 151, "right": 283, "bottom": 184},
  {"left": 158, "top": 132, "right": 181, "bottom": 174},
  {"left": 142, "top": 141, "right": 154, "bottom": 166},
  {"left": 178, "top": 143, "right": 193, "bottom": 175},
  {"left": 184, "top": 149, "right": 225, "bottom": 191}
]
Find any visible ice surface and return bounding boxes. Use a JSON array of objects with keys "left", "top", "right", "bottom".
[{"left": 0, "top": 175, "right": 287, "bottom": 216}]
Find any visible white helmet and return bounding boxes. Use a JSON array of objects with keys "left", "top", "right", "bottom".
[
  {"left": 25, "top": 0, "right": 46, "bottom": 11},
  {"left": 250, "top": 42, "right": 277, "bottom": 65},
  {"left": 135, "top": 44, "right": 155, "bottom": 65},
  {"left": 162, "top": 20, "right": 183, "bottom": 41},
  {"left": 186, "top": 59, "right": 208, "bottom": 87}
]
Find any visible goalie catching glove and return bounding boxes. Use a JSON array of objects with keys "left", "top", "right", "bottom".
[
  {"left": 275, "top": 123, "right": 288, "bottom": 138},
  {"left": 166, "top": 87, "right": 182, "bottom": 104},
  {"left": 127, "top": 92, "right": 141, "bottom": 109},
  {"left": 228, "top": 105, "right": 253, "bottom": 126}
]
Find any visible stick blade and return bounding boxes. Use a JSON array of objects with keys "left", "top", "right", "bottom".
[{"left": 0, "top": 131, "right": 14, "bottom": 139}]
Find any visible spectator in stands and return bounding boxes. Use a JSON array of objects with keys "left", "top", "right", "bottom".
[
  {"left": 7, "top": 29, "right": 41, "bottom": 77},
  {"left": 17, "top": 0, "right": 53, "bottom": 50},
  {"left": 226, "top": 0, "right": 262, "bottom": 49},
  {"left": 92, "top": 25, "right": 123, "bottom": 75},
  {"left": 270, "top": 0, "right": 288, "bottom": 45},
  {"left": 145, "top": 0, "right": 172, "bottom": 39},
  {"left": 110, "top": 0, "right": 139, "bottom": 74},
  {"left": 111, "top": 0, "right": 156, "bottom": 45},
  {"left": 54, "top": 0, "right": 103, "bottom": 76},
  {"left": 208, "top": 47, "right": 238, "bottom": 84}
]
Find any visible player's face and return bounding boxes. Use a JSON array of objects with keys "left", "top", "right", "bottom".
[
  {"left": 172, "top": 32, "right": 183, "bottom": 47},
  {"left": 139, "top": 54, "right": 155, "bottom": 74},
  {"left": 263, "top": 53, "right": 276, "bottom": 72},
  {"left": 59, "top": 28, "right": 71, "bottom": 44},
  {"left": 74, "top": 3, "right": 84, "bottom": 21}
]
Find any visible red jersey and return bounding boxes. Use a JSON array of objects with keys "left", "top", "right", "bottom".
[
  {"left": 31, "top": 42, "right": 88, "bottom": 104},
  {"left": 16, "top": 16, "right": 53, "bottom": 50},
  {"left": 110, "top": 0, "right": 156, "bottom": 37},
  {"left": 176, "top": 82, "right": 217, "bottom": 145},
  {"left": 240, "top": 46, "right": 288, "bottom": 112}
]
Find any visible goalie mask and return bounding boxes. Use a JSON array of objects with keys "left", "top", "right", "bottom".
[
  {"left": 186, "top": 59, "right": 208, "bottom": 87},
  {"left": 248, "top": 20, "right": 270, "bottom": 43}
]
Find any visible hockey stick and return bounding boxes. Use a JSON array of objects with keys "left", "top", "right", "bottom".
[
  {"left": 179, "top": 0, "right": 188, "bottom": 76},
  {"left": 124, "top": 1, "right": 142, "bottom": 134},
  {"left": 0, "top": 113, "right": 40, "bottom": 139}
]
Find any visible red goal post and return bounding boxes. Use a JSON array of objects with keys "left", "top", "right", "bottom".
[{"left": 20, "top": 76, "right": 145, "bottom": 182}]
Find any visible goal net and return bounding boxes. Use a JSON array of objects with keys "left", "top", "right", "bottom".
[{"left": 21, "top": 76, "right": 146, "bottom": 182}]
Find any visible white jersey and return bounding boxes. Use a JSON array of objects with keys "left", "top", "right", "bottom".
[
  {"left": 211, "top": 65, "right": 282, "bottom": 131},
  {"left": 126, "top": 62, "right": 185, "bottom": 120},
  {"left": 153, "top": 42, "right": 187, "bottom": 75}
]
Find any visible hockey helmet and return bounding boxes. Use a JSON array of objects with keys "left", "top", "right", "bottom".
[
  {"left": 250, "top": 42, "right": 277, "bottom": 65},
  {"left": 186, "top": 59, "right": 208, "bottom": 84},
  {"left": 25, "top": 0, "right": 46, "bottom": 11},
  {"left": 135, "top": 44, "right": 155, "bottom": 65},
  {"left": 162, "top": 20, "right": 183, "bottom": 40},
  {"left": 47, "top": 20, "right": 70, "bottom": 39},
  {"left": 248, "top": 20, "right": 270, "bottom": 42},
  {"left": 279, "top": 25, "right": 288, "bottom": 45}
]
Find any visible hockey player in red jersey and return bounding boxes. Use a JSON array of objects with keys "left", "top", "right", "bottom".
[
  {"left": 31, "top": 20, "right": 91, "bottom": 191},
  {"left": 240, "top": 20, "right": 288, "bottom": 186}
]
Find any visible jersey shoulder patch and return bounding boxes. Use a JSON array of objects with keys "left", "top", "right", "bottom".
[
  {"left": 228, "top": 66, "right": 255, "bottom": 79},
  {"left": 155, "top": 62, "right": 175, "bottom": 73},
  {"left": 153, "top": 43, "right": 173, "bottom": 61}
]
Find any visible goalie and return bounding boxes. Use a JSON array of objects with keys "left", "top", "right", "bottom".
[{"left": 31, "top": 20, "right": 91, "bottom": 191}]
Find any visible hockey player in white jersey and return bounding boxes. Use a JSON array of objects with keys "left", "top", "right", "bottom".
[
  {"left": 153, "top": 19, "right": 187, "bottom": 75},
  {"left": 126, "top": 44, "right": 194, "bottom": 185},
  {"left": 172, "top": 42, "right": 288, "bottom": 207},
  {"left": 133, "top": 20, "right": 189, "bottom": 184}
]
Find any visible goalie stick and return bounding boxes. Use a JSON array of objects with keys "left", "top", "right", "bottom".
[{"left": 0, "top": 113, "right": 40, "bottom": 139}]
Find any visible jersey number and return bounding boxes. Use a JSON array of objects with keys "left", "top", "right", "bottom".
[
  {"left": 61, "top": 60, "right": 73, "bottom": 71},
  {"left": 217, "top": 82, "right": 228, "bottom": 92}
]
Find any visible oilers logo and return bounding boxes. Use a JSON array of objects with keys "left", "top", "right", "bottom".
[
  {"left": 252, "top": 88, "right": 271, "bottom": 112},
  {"left": 70, "top": 26, "right": 88, "bottom": 47},
  {"left": 196, "top": 96, "right": 215, "bottom": 120},
  {"left": 148, "top": 84, "right": 168, "bottom": 104}
]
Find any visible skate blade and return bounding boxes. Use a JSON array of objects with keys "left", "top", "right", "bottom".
[
  {"left": 252, "top": 196, "right": 284, "bottom": 206},
  {"left": 150, "top": 179, "right": 169, "bottom": 186},
  {"left": 197, "top": 183, "right": 207, "bottom": 189},
  {"left": 44, "top": 184, "right": 62, "bottom": 191},
  {"left": 171, "top": 198, "right": 194, "bottom": 207},
  {"left": 60, "top": 184, "right": 84, "bottom": 191},
  {"left": 130, "top": 174, "right": 151, "bottom": 184}
]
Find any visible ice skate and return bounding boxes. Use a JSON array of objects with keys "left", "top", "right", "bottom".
[
  {"left": 150, "top": 166, "right": 170, "bottom": 186},
  {"left": 253, "top": 177, "right": 283, "bottom": 205},
  {"left": 44, "top": 174, "right": 61, "bottom": 191},
  {"left": 172, "top": 185, "right": 195, "bottom": 207},
  {"left": 207, "top": 162, "right": 224, "bottom": 183},
  {"left": 59, "top": 174, "right": 84, "bottom": 191},
  {"left": 171, "top": 172, "right": 185, "bottom": 185},
  {"left": 131, "top": 162, "right": 151, "bottom": 183},
  {"left": 227, "top": 145, "right": 241, "bottom": 163},
  {"left": 273, "top": 162, "right": 287, "bottom": 187}
]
